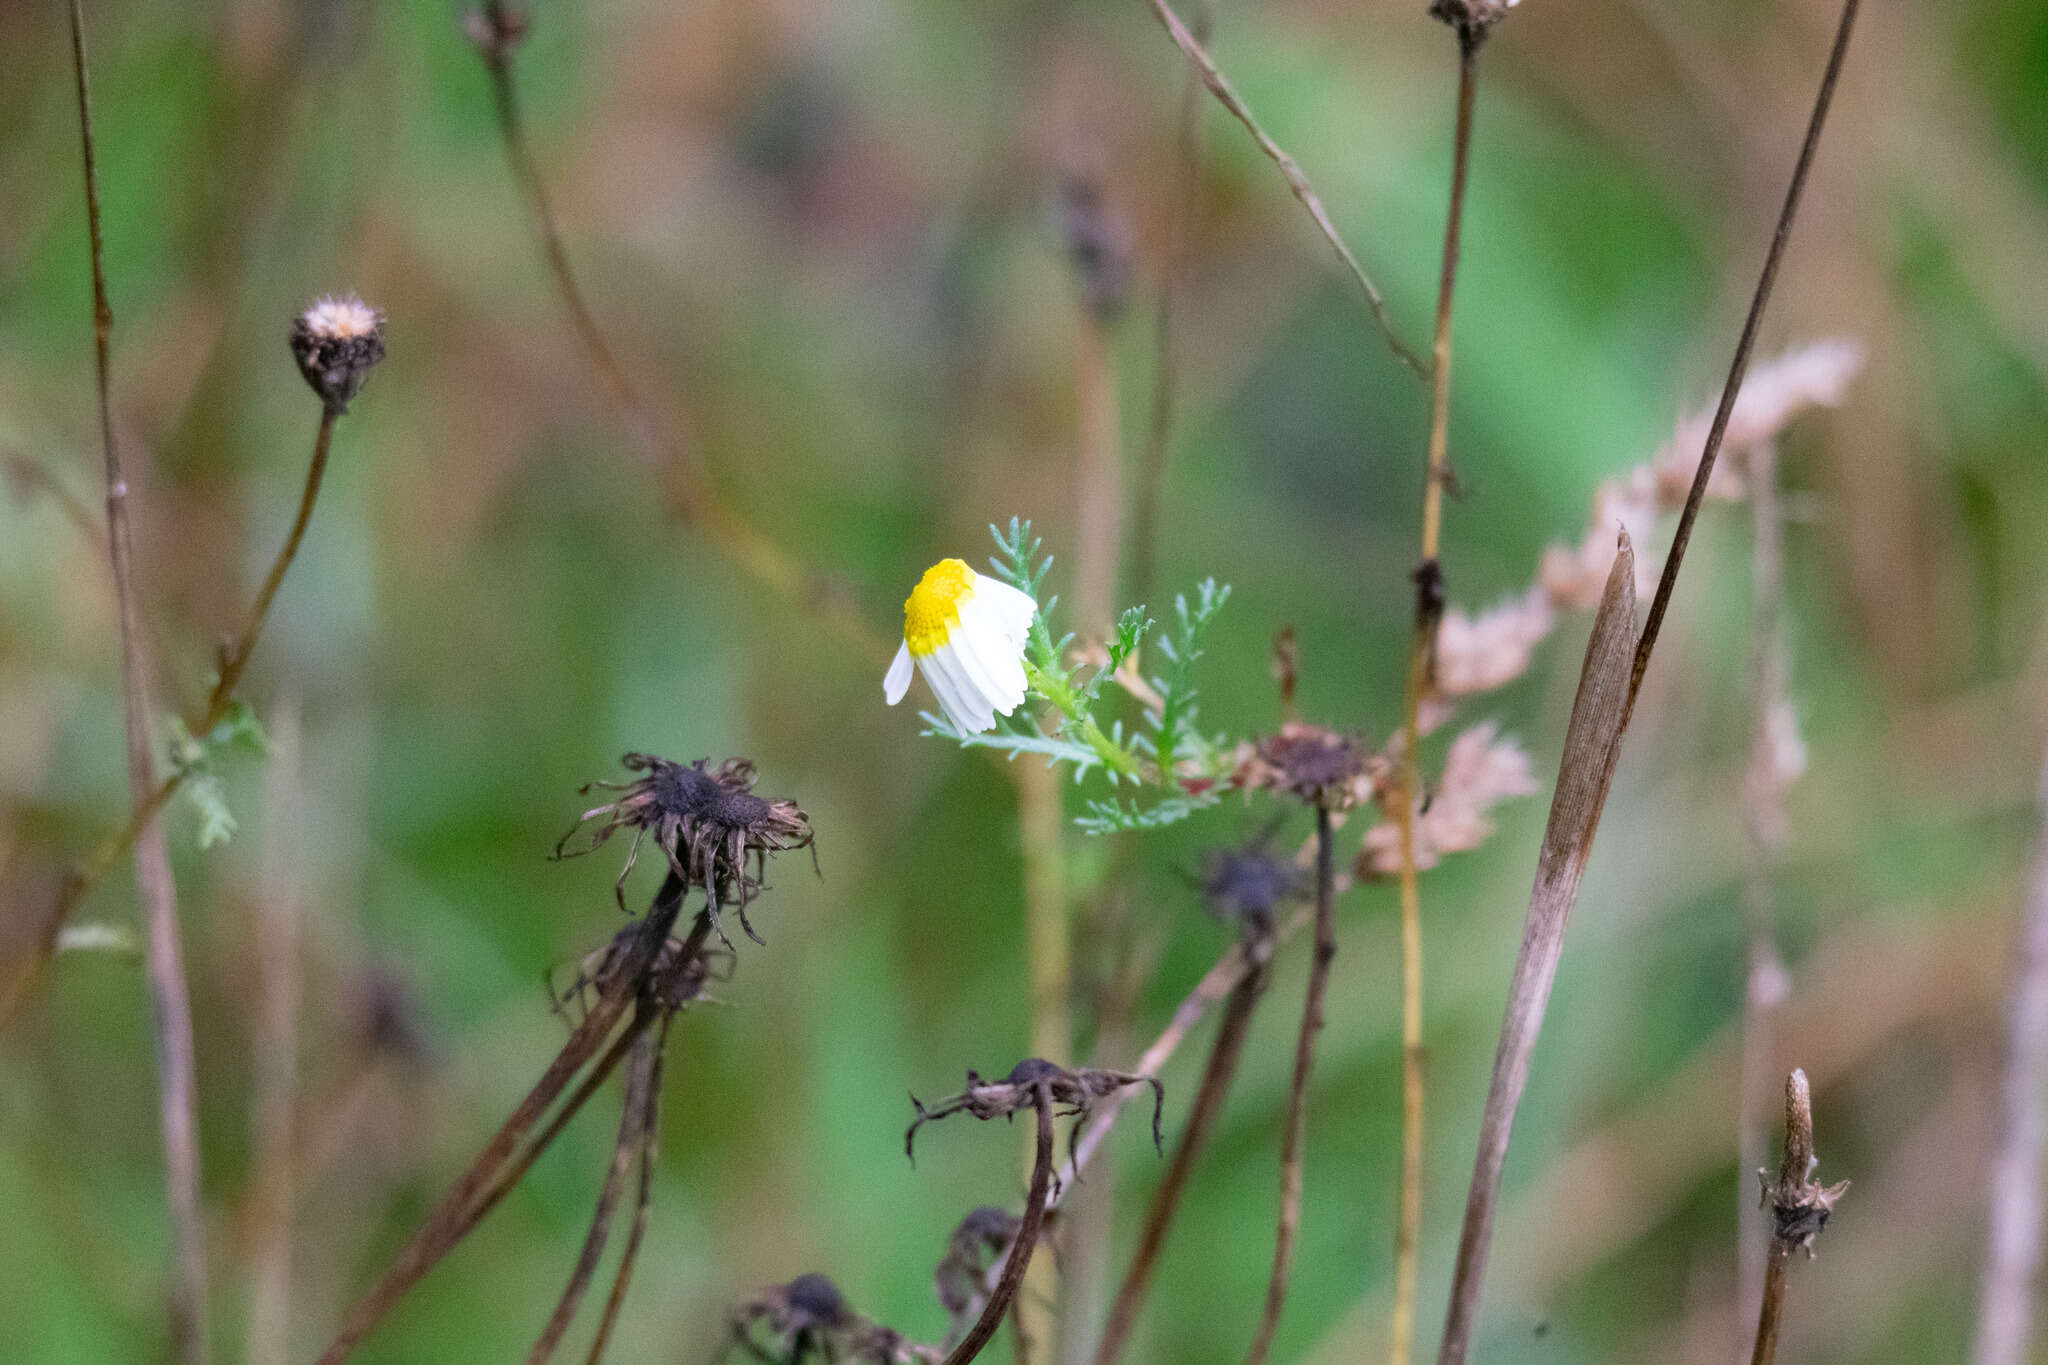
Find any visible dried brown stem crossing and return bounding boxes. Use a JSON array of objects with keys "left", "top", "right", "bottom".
[
  {"left": 1244, "top": 810, "right": 1336, "bottom": 1365},
  {"left": 68, "top": 5, "right": 210, "bottom": 1358},
  {"left": 941, "top": 1083, "right": 1057, "bottom": 1365}
]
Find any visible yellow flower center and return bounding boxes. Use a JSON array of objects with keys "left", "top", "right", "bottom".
[{"left": 904, "top": 558, "right": 975, "bottom": 656}]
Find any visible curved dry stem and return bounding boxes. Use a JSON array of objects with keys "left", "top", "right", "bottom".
[
  {"left": 68, "top": 5, "right": 209, "bottom": 1358},
  {"left": 941, "top": 1083, "right": 1057, "bottom": 1365},
  {"left": 1244, "top": 810, "right": 1336, "bottom": 1365},
  {"left": 1092, "top": 956, "right": 1267, "bottom": 1365},
  {"left": 1390, "top": 40, "right": 1481, "bottom": 1364},
  {"left": 584, "top": 1016, "right": 671, "bottom": 1365},
  {"left": 526, "top": 1025, "right": 660, "bottom": 1363},
  {"left": 314, "top": 882, "right": 698, "bottom": 1365},
  {"left": 1144, "top": 0, "right": 1426, "bottom": 380}
]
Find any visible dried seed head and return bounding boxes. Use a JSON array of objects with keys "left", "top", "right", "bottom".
[
  {"left": 1233, "top": 722, "right": 1379, "bottom": 811},
  {"left": 555, "top": 753, "right": 816, "bottom": 952},
  {"left": 461, "top": 2, "right": 529, "bottom": 64},
  {"left": 1200, "top": 829, "right": 1300, "bottom": 938},
  {"left": 1357, "top": 722, "right": 1539, "bottom": 877},
  {"left": 1429, "top": 0, "right": 1519, "bottom": 48},
  {"left": 290, "top": 294, "right": 386, "bottom": 414},
  {"left": 1059, "top": 173, "right": 1133, "bottom": 323}
]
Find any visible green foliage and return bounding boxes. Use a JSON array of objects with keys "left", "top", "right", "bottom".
[
  {"left": 166, "top": 701, "right": 270, "bottom": 850},
  {"left": 923, "top": 521, "right": 1232, "bottom": 832}
]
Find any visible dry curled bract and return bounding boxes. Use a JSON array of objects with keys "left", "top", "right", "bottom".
[
  {"left": 933, "top": 1206, "right": 1021, "bottom": 1336},
  {"left": 1232, "top": 722, "right": 1380, "bottom": 812},
  {"left": 728, "top": 1274, "right": 939, "bottom": 1364},
  {"left": 1358, "top": 722, "right": 1539, "bottom": 876},
  {"left": 906, "top": 1058, "right": 1164, "bottom": 1168},
  {"left": 556, "top": 754, "right": 815, "bottom": 952}
]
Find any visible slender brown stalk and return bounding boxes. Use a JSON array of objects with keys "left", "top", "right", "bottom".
[
  {"left": 1388, "top": 32, "right": 1482, "bottom": 1363},
  {"left": 1129, "top": 0, "right": 1213, "bottom": 612},
  {"left": 1244, "top": 810, "right": 1336, "bottom": 1365},
  {"left": 314, "top": 883, "right": 699, "bottom": 1365},
  {"left": 526, "top": 1024, "right": 660, "bottom": 1364},
  {"left": 941, "top": 1082, "right": 1058, "bottom": 1365},
  {"left": 584, "top": 1015, "right": 671, "bottom": 1365},
  {"left": 248, "top": 703, "right": 302, "bottom": 1365},
  {"left": 1625, "top": 0, "right": 1863, "bottom": 724},
  {"left": 1437, "top": 3, "right": 1860, "bottom": 1355},
  {"left": 1144, "top": 0, "right": 1425, "bottom": 380},
  {"left": 1749, "top": 1069, "right": 1848, "bottom": 1365},
  {"left": 1091, "top": 955, "right": 1268, "bottom": 1365},
  {"left": 68, "top": 6, "right": 211, "bottom": 1360},
  {"left": 1973, "top": 746, "right": 2048, "bottom": 1365},
  {"left": 467, "top": 6, "right": 876, "bottom": 656},
  {"left": 1735, "top": 441, "right": 1792, "bottom": 1331},
  {"left": 13, "top": 405, "right": 348, "bottom": 1021}
]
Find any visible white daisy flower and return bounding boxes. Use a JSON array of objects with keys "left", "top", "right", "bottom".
[{"left": 883, "top": 558, "right": 1037, "bottom": 733}]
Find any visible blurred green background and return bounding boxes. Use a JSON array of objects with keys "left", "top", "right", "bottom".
[{"left": 3, "top": 0, "right": 2047, "bottom": 1361}]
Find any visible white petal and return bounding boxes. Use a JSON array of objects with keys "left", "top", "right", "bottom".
[
  {"left": 884, "top": 641, "right": 915, "bottom": 705},
  {"left": 922, "top": 644, "right": 995, "bottom": 732},
  {"left": 972, "top": 575, "right": 1039, "bottom": 646},
  {"left": 956, "top": 597, "right": 1028, "bottom": 716},
  {"left": 947, "top": 603, "right": 1012, "bottom": 710}
]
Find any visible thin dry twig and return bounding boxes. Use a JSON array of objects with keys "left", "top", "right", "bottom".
[
  {"left": 1624, "top": 0, "right": 1864, "bottom": 725},
  {"left": 314, "top": 880, "right": 702, "bottom": 1365},
  {"left": 67, "top": 5, "right": 210, "bottom": 1359},
  {"left": 1143, "top": 0, "right": 1426, "bottom": 380},
  {"left": 1750, "top": 1068, "right": 1850, "bottom": 1365},
  {"left": 940, "top": 1082, "right": 1058, "bottom": 1365},
  {"left": 463, "top": 3, "right": 883, "bottom": 659},
  {"left": 1388, "top": 24, "right": 1486, "bottom": 1360},
  {"left": 583, "top": 1016, "right": 671, "bottom": 1365},
  {"left": 1244, "top": 810, "right": 1337, "bottom": 1365},
  {"left": 1437, "top": 535, "right": 1638, "bottom": 1365},
  {"left": 1437, "top": 1, "right": 1860, "bottom": 1352},
  {"left": 1973, "top": 744, "right": 2048, "bottom": 1365},
  {"left": 526, "top": 1024, "right": 660, "bottom": 1363},
  {"left": 1091, "top": 950, "right": 1270, "bottom": 1365}
]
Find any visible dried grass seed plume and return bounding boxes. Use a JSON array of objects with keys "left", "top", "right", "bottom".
[
  {"left": 555, "top": 754, "right": 816, "bottom": 951},
  {"left": 291, "top": 294, "right": 386, "bottom": 414},
  {"left": 1359, "top": 722, "right": 1539, "bottom": 876}
]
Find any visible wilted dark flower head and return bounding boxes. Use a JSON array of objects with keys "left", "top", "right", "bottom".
[
  {"left": 906, "top": 1057, "right": 1164, "bottom": 1170},
  {"left": 1059, "top": 172, "right": 1132, "bottom": 322},
  {"left": 1232, "top": 721, "right": 1380, "bottom": 812},
  {"left": 460, "top": 2, "right": 529, "bottom": 65},
  {"left": 934, "top": 1206, "right": 1021, "bottom": 1321},
  {"left": 728, "top": 1274, "right": 940, "bottom": 1364},
  {"left": 556, "top": 753, "right": 815, "bottom": 952},
  {"left": 1429, "top": 0, "right": 1519, "bottom": 48},
  {"left": 549, "top": 922, "right": 733, "bottom": 1027},
  {"left": 354, "top": 960, "right": 437, "bottom": 1067},
  {"left": 1199, "top": 826, "right": 1302, "bottom": 938},
  {"left": 290, "top": 294, "right": 386, "bottom": 414}
]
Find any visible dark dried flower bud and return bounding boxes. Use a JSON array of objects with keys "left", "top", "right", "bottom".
[
  {"left": 1059, "top": 173, "right": 1133, "bottom": 323},
  {"left": 1201, "top": 831, "right": 1300, "bottom": 939},
  {"left": 1233, "top": 722, "right": 1380, "bottom": 812},
  {"left": 461, "top": 2, "right": 529, "bottom": 65},
  {"left": 1429, "top": 0, "right": 1519, "bottom": 49},
  {"left": 290, "top": 295, "right": 386, "bottom": 414}
]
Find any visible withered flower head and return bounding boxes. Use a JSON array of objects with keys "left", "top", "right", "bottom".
[
  {"left": 460, "top": 2, "right": 529, "bottom": 64},
  {"left": 934, "top": 1207, "right": 1022, "bottom": 1321},
  {"left": 555, "top": 753, "right": 816, "bottom": 952},
  {"left": 1059, "top": 172, "right": 1133, "bottom": 323},
  {"left": 1199, "top": 826, "right": 1302, "bottom": 939},
  {"left": 1233, "top": 721, "right": 1380, "bottom": 812},
  {"left": 729, "top": 1274, "right": 940, "bottom": 1364},
  {"left": 906, "top": 1058, "right": 1164, "bottom": 1169},
  {"left": 549, "top": 922, "right": 733, "bottom": 1027},
  {"left": 290, "top": 294, "right": 386, "bottom": 414},
  {"left": 1429, "top": 0, "right": 1519, "bottom": 48}
]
